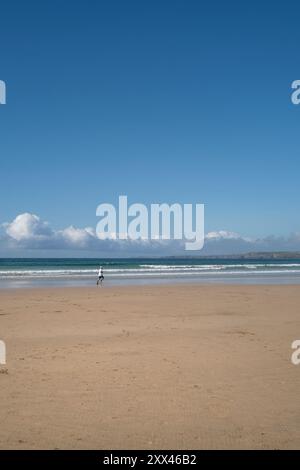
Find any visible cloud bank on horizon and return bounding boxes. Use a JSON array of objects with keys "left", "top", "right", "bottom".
[{"left": 1, "top": 212, "right": 300, "bottom": 257}]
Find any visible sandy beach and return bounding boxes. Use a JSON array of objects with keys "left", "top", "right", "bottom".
[{"left": 0, "top": 284, "right": 300, "bottom": 449}]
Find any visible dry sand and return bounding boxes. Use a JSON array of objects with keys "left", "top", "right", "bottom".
[{"left": 0, "top": 284, "right": 300, "bottom": 449}]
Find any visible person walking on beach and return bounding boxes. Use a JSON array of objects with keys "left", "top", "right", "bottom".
[{"left": 97, "top": 266, "right": 104, "bottom": 286}]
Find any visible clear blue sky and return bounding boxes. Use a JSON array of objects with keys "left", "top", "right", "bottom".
[{"left": 0, "top": 0, "right": 300, "bottom": 239}]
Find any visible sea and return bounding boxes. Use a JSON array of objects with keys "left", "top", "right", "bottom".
[{"left": 1, "top": 258, "right": 300, "bottom": 288}]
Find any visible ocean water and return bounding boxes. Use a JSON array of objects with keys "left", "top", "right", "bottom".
[{"left": 1, "top": 258, "right": 300, "bottom": 288}]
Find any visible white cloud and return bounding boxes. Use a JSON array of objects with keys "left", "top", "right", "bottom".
[
  {"left": 60, "top": 226, "right": 96, "bottom": 248},
  {"left": 206, "top": 230, "right": 242, "bottom": 240},
  {"left": 1, "top": 212, "right": 300, "bottom": 256},
  {"left": 4, "top": 213, "right": 53, "bottom": 241}
]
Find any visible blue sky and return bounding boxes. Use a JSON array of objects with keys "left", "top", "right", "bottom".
[{"left": 0, "top": 0, "right": 300, "bottom": 255}]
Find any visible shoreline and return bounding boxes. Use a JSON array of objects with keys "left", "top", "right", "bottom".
[
  {"left": 2, "top": 258, "right": 300, "bottom": 290},
  {"left": 2, "top": 280, "right": 300, "bottom": 293},
  {"left": 2, "top": 273, "right": 300, "bottom": 289}
]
